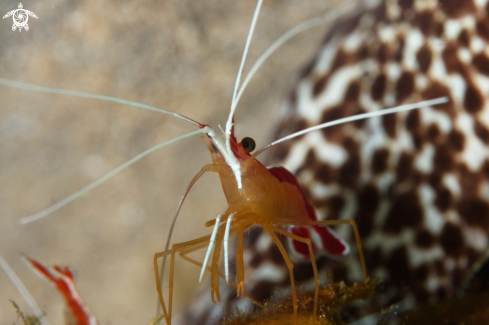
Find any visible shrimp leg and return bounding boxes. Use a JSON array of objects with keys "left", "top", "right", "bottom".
[
  {"left": 263, "top": 224, "right": 299, "bottom": 325},
  {"left": 154, "top": 234, "right": 211, "bottom": 325},
  {"left": 178, "top": 240, "right": 265, "bottom": 308},
  {"left": 270, "top": 225, "right": 320, "bottom": 317},
  {"left": 210, "top": 223, "right": 226, "bottom": 303},
  {"left": 311, "top": 219, "right": 367, "bottom": 280}
]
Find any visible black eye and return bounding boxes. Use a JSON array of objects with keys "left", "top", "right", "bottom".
[{"left": 241, "top": 137, "right": 256, "bottom": 152}]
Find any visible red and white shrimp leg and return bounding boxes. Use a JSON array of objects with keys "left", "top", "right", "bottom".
[{"left": 22, "top": 256, "right": 99, "bottom": 325}]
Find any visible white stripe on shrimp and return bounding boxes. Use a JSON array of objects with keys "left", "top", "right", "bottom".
[
  {"left": 224, "top": 213, "right": 235, "bottom": 283},
  {"left": 199, "top": 214, "right": 222, "bottom": 283}
]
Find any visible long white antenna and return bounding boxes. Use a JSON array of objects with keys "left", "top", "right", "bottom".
[
  {"left": 0, "top": 254, "right": 51, "bottom": 325},
  {"left": 253, "top": 97, "right": 449, "bottom": 157},
  {"left": 20, "top": 128, "right": 210, "bottom": 224},
  {"left": 224, "top": 0, "right": 264, "bottom": 188},
  {"left": 0, "top": 78, "right": 204, "bottom": 127},
  {"left": 232, "top": 0, "right": 355, "bottom": 112}
]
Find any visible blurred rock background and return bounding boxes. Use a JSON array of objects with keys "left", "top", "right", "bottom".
[{"left": 0, "top": 1, "right": 342, "bottom": 324}]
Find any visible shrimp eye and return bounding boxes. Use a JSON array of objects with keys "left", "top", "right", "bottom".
[{"left": 241, "top": 137, "right": 256, "bottom": 152}]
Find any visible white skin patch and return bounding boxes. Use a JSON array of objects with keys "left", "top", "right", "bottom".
[
  {"left": 430, "top": 54, "right": 448, "bottom": 80},
  {"left": 282, "top": 138, "right": 311, "bottom": 173},
  {"left": 365, "top": 228, "right": 415, "bottom": 256},
  {"left": 339, "top": 190, "right": 357, "bottom": 221},
  {"left": 480, "top": 182, "right": 489, "bottom": 201},
  {"left": 255, "top": 231, "right": 273, "bottom": 253},
  {"left": 360, "top": 89, "right": 381, "bottom": 113},
  {"left": 426, "top": 273, "right": 440, "bottom": 293},
  {"left": 420, "top": 106, "right": 452, "bottom": 134},
  {"left": 234, "top": 296, "right": 253, "bottom": 312},
  {"left": 418, "top": 184, "right": 445, "bottom": 234},
  {"left": 464, "top": 226, "right": 488, "bottom": 251},
  {"left": 375, "top": 172, "right": 395, "bottom": 191},
  {"left": 445, "top": 74, "right": 466, "bottom": 102},
  {"left": 442, "top": 173, "right": 461, "bottom": 196},
  {"left": 470, "top": 36, "right": 486, "bottom": 53},
  {"left": 297, "top": 80, "right": 321, "bottom": 123},
  {"left": 457, "top": 47, "right": 472, "bottom": 63},
  {"left": 457, "top": 113, "right": 488, "bottom": 170},
  {"left": 473, "top": 74, "right": 489, "bottom": 101},
  {"left": 445, "top": 258, "right": 456, "bottom": 272},
  {"left": 414, "top": 0, "right": 439, "bottom": 11},
  {"left": 298, "top": 169, "right": 314, "bottom": 184},
  {"left": 311, "top": 133, "right": 348, "bottom": 167},
  {"left": 384, "top": 93, "right": 396, "bottom": 107},
  {"left": 310, "top": 182, "right": 342, "bottom": 199},
  {"left": 462, "top": 136, "right": 488, "bottom": 170},
  {"left": 444, "top": 20, "right": 462, "bottom": 40},
  {"left": 408, "top": 244, "right": 444, "bottom": 269},
  {"left": 377, "top": 24, "right": 396, "bottom": 43},
  {"left": 386, "top": 62, "right": 402, "bottom": 82},
  {"left": 343, "top": 29, "right": 364, "bottom": 53},
  {"left": 403, "top": 29, "right": 424, "bottom": 70},
  {"left": 250, "top": 262, "right": 287, "bottom": 283},
  {"left": 394, "top": 126, "right": 416, "bottom": 150},
  {"left": 361, "top": 116, "right": 392, "bottom": 163},
  {"left": 445, "top": 210, "right": 461, "bottom": 224},
  {"left": 386, "top": 0, "right": 401, "bottom": 20},
  {"left": 316, "top": 65, "right": 362, "bottom": 110},
  {"left": 414, "top": 144, "right": 435, "bottom": 173},
  {"left": 374, "top": 199, "right": 393, "bottom": 227},
  {"left": 415, "top": 73, "right": 428, "bottom": 91},
  {"left": 474, "top": 0, "right": 489, "bottom": 8},
  {"left": 315, "top": 39, "right": 339, "bottom": 75}
]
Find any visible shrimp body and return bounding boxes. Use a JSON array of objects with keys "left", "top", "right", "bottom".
[
  {"left": 203, "top": 134, "right": 315, "bottom": 228},
  {"left": 153, "top": 127, "right": 359, "bottom": 325}
]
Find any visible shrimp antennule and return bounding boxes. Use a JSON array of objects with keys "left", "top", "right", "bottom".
[
  {"left": 224, "top": 0, "right": 264, "bottom": 189},
  {"left": 253, "top": 97, "right": 449, "bottom": 158},
  {"left": 232, "top": 0, "right": 355, "bottom": 113},
  {"left": 19, "top": 128, "right": 210, "bottom": 224}
]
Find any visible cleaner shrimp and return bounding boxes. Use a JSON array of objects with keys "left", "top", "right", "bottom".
[{"left": 0, "top": 1, "right": 446, "bottom": 324}]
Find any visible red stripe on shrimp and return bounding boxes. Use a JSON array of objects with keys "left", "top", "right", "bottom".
[{"left": 288, "top": 225, "right": 350, "bottom": 258}]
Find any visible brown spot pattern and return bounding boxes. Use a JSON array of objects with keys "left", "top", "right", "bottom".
[
  {"left": 371, "top": 73, "right": 387, "bottom": 100},
  {"left": 458, "top": 198, "right": 489, "bottom": 230},
  {"left": 475, "top": 120, "right": 489, "bottom": 144},
  {"left": 416, "top": 44, "right": 433, "bottom": 72},
  {"left": 440, "top": 223, "right": 464, "bottom": 257},
  {"left": 473, "top": 53, "right": 489, "bottom": 76},
  {"left": 382, "top": 113, "right": 397, "bottom": 138},
  {"left": 464, "top": 82, "right": 484, "bottom": 113},
  {"left": 383, "top": 191, "right": 423, "bottom": 233},
  {"left": 448, "top": 129, "right": 465, "bottom": 151},
  {"left": 415, "top": 229, "right": 436, "bottom": 248},
  {"left": 439, "top": 0, "right": 476, "bottom": 18},
  {"left": 372, "top": 148, "right": 390, "bottom": 174},
  {"left": 435, "top": 187, "right": 452, "bottom": 212},
  {"left": 396, "top": 71, "right": 415, "bottom": 103}
]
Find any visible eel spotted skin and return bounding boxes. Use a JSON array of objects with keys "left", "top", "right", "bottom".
[{"left": 178, "top": 0, "right": 489, "bottom": 323}]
